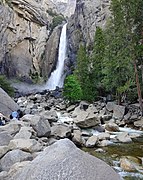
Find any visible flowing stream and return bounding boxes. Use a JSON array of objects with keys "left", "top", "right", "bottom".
[{"left": 46, "top": 23, "right": 67, "bottom": 90}]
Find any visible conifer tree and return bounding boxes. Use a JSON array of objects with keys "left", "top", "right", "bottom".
[
  {"left": 75, "top": 44, "right": 94, "bottom": 101},
  {"left": 103, "top": 0, "right": 135, "bottom": 103},
  {"left": 90, "top": 27, "right": 105, "bottom": 96}
]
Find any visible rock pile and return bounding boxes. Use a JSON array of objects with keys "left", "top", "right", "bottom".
[{"left": 0, "top": 90, "right": 143, "bottom": 179}]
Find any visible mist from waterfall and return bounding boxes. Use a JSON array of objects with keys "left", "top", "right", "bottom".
[{"left": 46, "top": 23, "right": 67, "bottom": 90}]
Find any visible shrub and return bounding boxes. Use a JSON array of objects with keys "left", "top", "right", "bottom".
[
  {"left": 0, "top": 75, "right": 14, "bottom": 96},
  {"left": 51, "top": 15, "right": 65, "bottom": 30},
  {"left": 63, "top": 74, "right": 83, "bottom": 102}
]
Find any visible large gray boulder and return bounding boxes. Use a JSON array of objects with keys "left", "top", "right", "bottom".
[
  {"left": 0, "top": 149, "right": 33, "bottom": 171},
  {"left": 6, "top": 139, "right": 121, "bottom": 180},
  {"left": 0, "top": 88, "right": 19, "bottom": 116}
]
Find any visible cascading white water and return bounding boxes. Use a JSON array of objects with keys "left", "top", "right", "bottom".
[{"left": 46, "top": 23, "right": 67, "bottom": 90}]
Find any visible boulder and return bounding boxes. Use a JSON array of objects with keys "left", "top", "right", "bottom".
[
  {"left": 0, "top": 121, "right": 21, "bottom": 136},
  {"left": 106, "top": 102, "right": 114, "bottom": 112},
  {"left": 0, "top": 146, "right": 9, "bottom": 159},
  {"left": 6, "top": 139, "right": 120, "bottom": 180},
  {"left": 0, "top": 149, "right": 33, "bottom": 171},
  {"left": 97, "top": 132, "right": 110, "bottom": 140},
  {"left": 8, "top": 139, "right": 42, "bottom": 153},
  {"left": 21, "top": 114, "right": 51, "bottom": 137},
  {"left": 72, "top": 129, "right": 83, "bottom": 146},
  {"left": 51, "top": 124, "right": 72, "bottom": 139},
  {"left": 0, "top": 88, "right": 19, "bottom": 116},
  {"left": 113, "top": 105, "right": 125, "bottom": 120},
  {"left": 98, "top": 140, "right": 113, "bottom": 147},
  {"left": 0, "top": 132, "right": 12, "bottom": 146},
  {"left": 134, "top": 119, "right": 143, "bottom": 128},
  {"left": 40, "top": 110, "right": 58, "bottom": 123},
  {"left": 14, "top": 127, "right": 33, "bottom": 139},
  {"left": 74, "top": 111, "right": 100, "bottom": 128},
  {"left": 120, "top": 156, "right": 142, "bottom": 172},
  {"left": 105, "top": 122, "right": 120, "bottom": 132},
  {"left": 116, "top": 132, "right": 132, "bottom": 143},
  {"left": 86, "top": 135, "right": 98, "bottom": 147}
]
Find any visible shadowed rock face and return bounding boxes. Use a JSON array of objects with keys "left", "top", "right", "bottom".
[
  {"left": 0, "top": 88, "right": 19, "bottom": 116},
  {"left": 67, "top": 0, "right": 111, "bottom": 66},
  {"left": 7, "top": 139, "right": 121, "bottom": 180}
]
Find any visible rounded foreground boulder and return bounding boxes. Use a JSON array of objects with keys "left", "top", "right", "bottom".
[{"left": 6, "top": 139, "right": 121, "bottom": 180}]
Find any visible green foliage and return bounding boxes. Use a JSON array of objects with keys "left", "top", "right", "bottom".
[
  {"left": 51, "top": 15, "right": 65, "bottom": 30},
  {"left": 63, "top": 74, "right": 83, "bottom": 102},
  {"left": 75, "top": 44, "right": 95, "bottom": 101},
  {"left": 46, "top": 9, "right": 57, "bottom": 17},
  {"left": 0, "top": 75, "right": 14, "bottom": 97},
  {"left": 90, "top": 27, "right": 105, "bottom": 96}
]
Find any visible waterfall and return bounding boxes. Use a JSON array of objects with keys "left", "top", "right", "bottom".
[{"left": 46, "top": 23, "right": 67, "bottom": 90}]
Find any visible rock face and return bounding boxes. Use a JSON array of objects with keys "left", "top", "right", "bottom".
[
  {"left": 7, "top": 139, "right": 120, "bottom": 180},
  {"left": 0, "top": 0, "right": 65, "bottom": 82},
  {"left": 0, "top": 88, "right": 19, "bottom": 116},
  {"left": 67, "top": 0, "right": 111, "bottom": 64}
]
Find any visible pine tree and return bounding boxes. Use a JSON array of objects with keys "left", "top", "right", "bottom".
[
  {"left": 75, "top": 44, "right": 94, "bottom": 101},
  {"left": 90, "top": 27, "right": 105, "bottom": 96},
  {"left": 102, "top": 0, "right": 135, "bottom": 104}
]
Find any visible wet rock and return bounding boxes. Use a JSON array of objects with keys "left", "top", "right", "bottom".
[
  {"left": 0, "top": 149, "right": 33, "bottom": 171},
  {"left": 116, "top": 132, "right": 132, "bottom": 143},
  {"left": 120, "top": 156, "right": 142, "bottom": 172},
  {"left": 97, "top": 132, "right": 110, "bottom": 140},
  {"left": 98, "top": 140, "right": 113, "bottom": 147}
]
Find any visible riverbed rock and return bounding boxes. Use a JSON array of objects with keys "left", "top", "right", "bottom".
[
  {"left": 0, "top": 149, "right": 33, "bottom": 171},
  {"left": 134, "top": 119, "right": 143, "bottom": 128},
  {"left": 21, "top": 114, "right": 51, "bottom": 137},
  {"left": 6, "top": 139, "right": 120, "bottom": 180},
  {"left": 86, "top": 135, "right": 98, "bottom": 147},
  {"left": 72, "top": 129, "right": 83, "bottom": 146},
  {"left": 0, "top": 88, "right": 19, "bottom": 117},
  {"left": 120, "top": 156, "right": 142, "bottom": 172},
  {"left": 51, "top": 124, "right": 72, "bottom": 139},
  {"left": 105, "top": 122, "right": 120, "bottom": 132},
  {"left": 97, "top": 132, "right": 110, "bottom": 140},
  {"left": 116, "top": 132, "right": 132, "bottom": 143}
]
